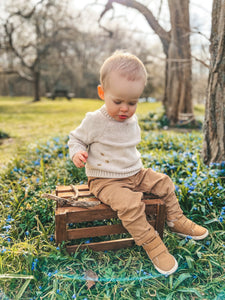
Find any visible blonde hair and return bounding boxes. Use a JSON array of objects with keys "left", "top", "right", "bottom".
[{"left": 100, "top": 50, "right": 147, "bottom": 89}]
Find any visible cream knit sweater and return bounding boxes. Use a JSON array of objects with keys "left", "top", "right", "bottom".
[{"left": 68, "top": 105, "right": 143, "bottom": 178}]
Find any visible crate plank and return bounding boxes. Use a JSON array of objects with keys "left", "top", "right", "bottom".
[
  {"left": 67, "top": 224, "right": 126, "bottom": 240},
  {"left": 66, "top": 238, "right": 135, "bottom": 253},
  {"left": 55, "top": 213, "right": 67, "bottom": 243}
]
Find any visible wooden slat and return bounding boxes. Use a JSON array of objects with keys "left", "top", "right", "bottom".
[
  {"left": 67, "top": 220, "right": 156, "bottom": 240},
  {"left": 67, "top": 224, "right": 127, "bottom": 240},
  {"left": 66, "top": 238, "right": 135, "bottom": 253},
  {"left": 56, "top": 185, "right": 72, "bottom": 193},
  {"left": 55, "top": 213, "right": 67, "bottom": 244},
  {"left": 67, "top": 205, "right": 118, "bottom": 223},
  {"left": 78, "top": 191, "right": 93, "bottom": 197},
  {"left": 75, "top": 184, "right": 89, "bottom": 191}
]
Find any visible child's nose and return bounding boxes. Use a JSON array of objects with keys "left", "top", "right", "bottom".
[{"left": 120, "top": 104, "right": 129, "bottom": 112}]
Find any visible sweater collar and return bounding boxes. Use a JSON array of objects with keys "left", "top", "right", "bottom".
[{"left": 100, "top": 104, "right": 116, "bottom": 121}]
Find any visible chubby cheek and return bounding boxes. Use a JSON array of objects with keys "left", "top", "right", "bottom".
[{"left": 129, "top": 106, "right": 137, "bottom": 116}]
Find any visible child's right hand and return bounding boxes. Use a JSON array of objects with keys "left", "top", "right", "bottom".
[{"left": 72, "top": 151, "right": 88, "bottom": 168}]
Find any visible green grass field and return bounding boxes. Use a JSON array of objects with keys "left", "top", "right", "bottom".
[{"left": 0, "top": 97, "right": 224, "bottom": 299}]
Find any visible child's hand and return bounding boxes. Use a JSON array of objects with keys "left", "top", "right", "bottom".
[{"left": 72, "top": 151, "right": 88, "bottom": 168}]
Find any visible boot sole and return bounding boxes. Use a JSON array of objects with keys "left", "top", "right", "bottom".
[
  {"left": 173, "top": 229, "right": 209, "bottom": 240},
  {"left": 154, "top": 258, "right": 178, "bottom": 275}
]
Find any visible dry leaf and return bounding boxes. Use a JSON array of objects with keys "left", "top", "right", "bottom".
[{"left": 84, "top": 270, "right": 98, "bottom": 289}]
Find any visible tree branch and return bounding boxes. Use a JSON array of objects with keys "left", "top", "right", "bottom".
[
  {"left": 192, "top": 55, "right": 209, "bottom": 68},
  {"left": 4, "top": 20, "right": 33, "bottom": 69},
  {"left": 99, "top": 0, "right": 171, "bottom": 54}
]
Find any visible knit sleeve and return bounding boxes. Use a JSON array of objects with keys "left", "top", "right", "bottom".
[{"left": 68, "top": 112, "right": 97, "bottom": 160}]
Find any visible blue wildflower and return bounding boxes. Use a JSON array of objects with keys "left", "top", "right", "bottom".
[
  {"left": 6, "top": 215, "right": 14, "bottom": 223},
  {"left": 219, "top": 216, "right": 223, "bottom": 222},
  {"left": 53, "top": 137, "right": 60, "bottom": 143},
  {"left": 31, "top": 262, "right": 36, "bottom": 271},
  {"left": 3, "top": 225, "right": 11, "bottom": 232},
  {"left": 34, "top": 160, "right": 40, "bottom": 166}
]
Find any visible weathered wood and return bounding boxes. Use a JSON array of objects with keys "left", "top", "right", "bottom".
[
  {"left": 67, "top": 224, "right": 127, "bottom": 240},
  {"left": 55, "top": 213, "right": 67, "bottom": 244},
  {"left": 42, "top": 193, "right": 100, "bottom": 207},
  {"left": 55, "top": 185, "right": 166, "bottom": 251}
]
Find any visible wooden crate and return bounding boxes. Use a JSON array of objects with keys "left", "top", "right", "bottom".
[{"left": 55, "top": 185, "right": 166, "bottom": 253}]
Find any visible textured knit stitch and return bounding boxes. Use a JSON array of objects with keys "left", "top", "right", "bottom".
[{"left": 68, "top": 105, "right": 143, "bottom": 178}]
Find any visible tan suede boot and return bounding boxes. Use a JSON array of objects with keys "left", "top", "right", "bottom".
[
  {"left": 143, "top": 234, "right": 178, "bottom": 275},
  {"left": 167, "top": 215, "right": 208, "bottom": 240}
]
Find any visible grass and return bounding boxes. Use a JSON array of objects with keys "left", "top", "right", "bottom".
[{"left": 0, "top": 97, "right": 224, "bottom": 299}]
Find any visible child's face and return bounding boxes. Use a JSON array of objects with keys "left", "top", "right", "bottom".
[{"left": 99, "top": 71, "right": 145, "bottom": 122}]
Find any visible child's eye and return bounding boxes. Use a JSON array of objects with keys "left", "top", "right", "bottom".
[
  {"left": 114, "top": 100, "right": 121, "bottom": 105},
  {"left": 129, "top": 102, "right": 137, "bottom": 106}
]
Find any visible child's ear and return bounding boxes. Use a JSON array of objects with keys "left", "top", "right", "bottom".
[{"left": 97, "top": 85, "right": 104, "bottom": 100}]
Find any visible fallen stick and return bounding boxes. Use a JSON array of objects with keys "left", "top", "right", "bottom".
[{"left": 41, "top": 193, "right": 100, "bottom": 207}]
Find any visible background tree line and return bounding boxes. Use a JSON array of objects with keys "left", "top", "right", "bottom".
[{"left": 0, "top": 0, "right": 208, "bottom": 103}]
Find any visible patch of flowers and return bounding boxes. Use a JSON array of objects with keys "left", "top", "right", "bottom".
[{"left": 0, "top": 131, "right": 224, "bottom": 299}]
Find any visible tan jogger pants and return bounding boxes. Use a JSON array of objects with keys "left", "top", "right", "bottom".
[{"left": 88, "top": 168, "right": 183, "bottom": 246}]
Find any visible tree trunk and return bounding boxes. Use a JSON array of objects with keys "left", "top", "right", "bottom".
[
  {"left": 100, "top": 0, "right": 193, "bottom": 124},
  {"left": 33, "top": 71, "right": 40, "bottom": 102},
  {"left": 166, "top": 0, "right": 193, "bottom": 124},
  {"left": 203, "top": 0, "right": 225, "bottom": 164}
]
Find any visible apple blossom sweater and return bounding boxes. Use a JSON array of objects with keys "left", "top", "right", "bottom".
[{"left": 68, "top": 105, "right": 143, "bottom": 178}]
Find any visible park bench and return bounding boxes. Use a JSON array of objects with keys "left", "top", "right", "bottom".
[
  {"left": 46, "top": 88, "right": 74, "bottom": 100},
  {"left": 54, "top": 185, "right": 166, "bottom": 253}
]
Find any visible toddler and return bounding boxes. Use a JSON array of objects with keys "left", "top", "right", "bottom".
[{"left": 68, "top": 51, "right": 208, "bottom": 275}]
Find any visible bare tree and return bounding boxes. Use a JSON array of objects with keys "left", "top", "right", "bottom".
[
  {"left": 3, "top": 0, "right": 75, "bottom": 101},
  {"left": 203, "top": 0, "right": 225, "bottom": 164},
  {"left": 99, "top": 0, "right": 193, "bottom": 124}
]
